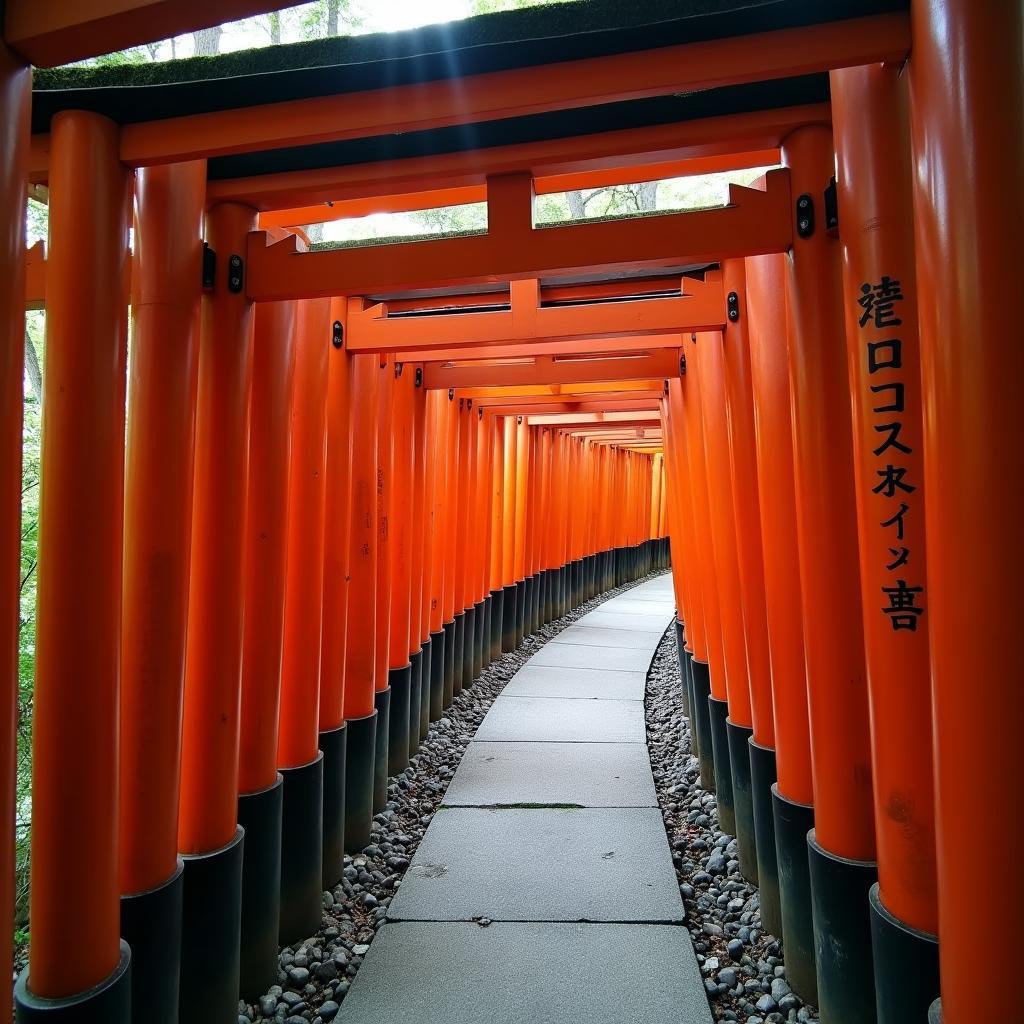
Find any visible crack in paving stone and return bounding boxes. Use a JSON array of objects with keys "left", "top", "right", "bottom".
[
  {"left": 237, "top": 569, "right": 669, "bottom": 1024},
  {"left": 644, "top": 625, "right": 820, "bottom": 1024}
]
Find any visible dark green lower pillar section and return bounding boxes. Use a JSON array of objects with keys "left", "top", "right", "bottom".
[
  {"left": 452, "top": 612, "right": 466, "bottom": 698},
  {"left": 531, "top": 573, "right": 542, "bottom": 632},
  {"left": 808, "top": 830, "right": 878, "bottom": 1024},
  {"left": 462, "top": 606, "right": 476, "bottom": 688},
  {"left": 727, "top": 720, "right": 757, "bottom": 884},
  {"left": 523, "top": 576, "right": 535, "bottom": 637},
  {"left": 559, "top": 565, "right": 569, "bottom": 615},
  {"left": 501, "top": 584, "right": 517, "bottom": 652},
  {"left": 320, "top": 724, "right": 346, "bottom": 889},
  {"left": 179, "top": 826, "right": 244, "bottom": 1024},
  {"left": 772, "top": 785, "right": 817, "bottom": 1005},
  {"left": 344, "top": 711, "right": 377, "bottom": 854},
  {"left": 489, "top": 588, "right": 503, "bottom": 661},
  {"left": 387, "top": 664, "right": 411, "bottom": 774},
  {"left": 709, "top": 696, "right": 735, "bottom": 834},
  {"left": 418, "top": 639, "right": 432, "bottom": 739},
  {"left": 442, "top": 619, "right": 456, "bottom": 707},
  {"left": 15, "top": 941, "right": 131, "bottom": 1023},
  {"left": 514, "top": 579, "right": 526, "bottom": 646},
  {"left": 407, "top": 651, "right": 423, "bottom": 758},
  {"left": 119, "top": 859, "right": 182, "bottom": 1024},
  {"left": 472, "top": 600, "right": 485, "bottom": 678},
  {"left": 748, "top": 738, "right": 782, "bottom": 937},
  {"left": 673, "top": 619, "right": 690, "bottom": 718},
  {"left": 482, "top": 595, "right": 493, "bottom": 669},
  {"left": 279, "top": 752, "right": 324, "bottom": 946},
  {"left": 689, "top": 657, "right": 715, "bottom": 790},
  {"left": 428, "top": 629, "right": 445, "bottom": 721},
  {"left": 928, "top": 999, "right": 942, "bottom": 1023},
  {"left": 869, "top": 883, "right": 939, "bottom": 1024},
  {"left": 372, "top": 687, "right": 391, "bottom": 813},
  {"left": 237, "top": 777, "right": 282, "bottom": 999},
  {"left": 683, "top": 651, "right": 698, "bottom": 756}
]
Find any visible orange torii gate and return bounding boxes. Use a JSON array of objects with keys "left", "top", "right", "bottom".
[{"left": 0, "top": 3, "right": 1019, "bottom": 1024}]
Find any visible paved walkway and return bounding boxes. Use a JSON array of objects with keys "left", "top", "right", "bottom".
[{"left": 338, "top": 575, "right": 712, "bottom": 1024}]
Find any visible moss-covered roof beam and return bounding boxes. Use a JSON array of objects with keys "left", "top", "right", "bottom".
[
  {"left": 5, "top": 0, "right": 290, "bottom": 67},
  {"left": 107, "top": 13, "right": 904, "bottom": 168}
]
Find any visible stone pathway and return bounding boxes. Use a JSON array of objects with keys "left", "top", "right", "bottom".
[{"left": 337, "top": 575, "right": 712, "bottom": 1024}]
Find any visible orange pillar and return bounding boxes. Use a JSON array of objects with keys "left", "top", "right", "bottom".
[
  {"left": 908, "top": 4, "right": 1023, "bottom": 1020},
  {"left": 319, "top": 299, "right": 352, "bottom": 884},
  {"left": 387, "top": 362, "right": 415, "bottom": 771},
  {"left": 745, "top": 252, "right": 817, "bottom": 999},
  {"left": 342, "top": 351, "right": 379, "bottom": 852},
  {"left": 236, "top": 292, "right": 296, "bottom": 997},
  {"left": 452, "top": 399, "right": 472, "bottom": 690},
  {"left": 276, "top": 297, "right": 331, "bottom": 942},
  {"left": 500, "top": 416, "right": 518, "bottom": 650},
  {"left": 440, "top": 392, "right": 459, "bottom": 704},
  {"left": 470, "top": 404, "right": 489, "bottom": 673},
  {"left": 488, "top": 414, "right": 505, "bottom": 658},
  {"left": 19, "top": 109, "right": 131, "bottom": 1015},
  {"left": 409, "top": 368, "right": 429, "bottom": 747},
  {"left": 426, "top": 390, "right": 448, "bottom": 719},
  {"left": 0, "top": 44, "right": 28, "bottom": 1024},
  {"left": 832, "top": 61, "right": 940, "bottom": 1022},
  {"left": 119, "top": 159, "right": 206, "bottom": 1023},
  {"left": 176, "top": 200, "right": 256, "bottom": 1021},
  {"left": 783, "top": 124, "right": 877, "bottom": 1019}
]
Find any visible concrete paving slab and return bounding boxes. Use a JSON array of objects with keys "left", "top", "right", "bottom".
[
  {"left": 552, "top": 624, "right": 665, "bottom": 650},
  {"left": 475, "top": 694, "right": 646, "bottom": 743},
  {"left": 529, "top": 642, "right": 655, "bottom": 673},
  {"left": 386, "top": 807, "right": 683, "bottom": 923},
  {"left": 443, "top": 741, "right": 656, "bottom": 807},
  {"left": 337, "top": 921, "right": 712, "bottom": 1024},
  {"left": 597, "top": 599, "right": 674, "bottom": 618},
  {"left": 503, "top": 664, "right": 647, "bottom": 700},
  {"left": 575, "top": 611, "right": 672, "bottom": 633}
]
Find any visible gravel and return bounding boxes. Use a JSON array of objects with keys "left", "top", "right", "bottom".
[
  {"left": 239, "top": 569, "right": 667, "bottom": 1024},
  {"left": 644, "top": 625, "right": 821, "bottom": 1024}
]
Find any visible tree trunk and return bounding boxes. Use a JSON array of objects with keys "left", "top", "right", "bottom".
[
  {"left": 269, "top": 12, "right": 282, "bottom": 45},
  {"left": 193, "top": 27, "right": 221, "bottom": 56},
  {"left": 24, "top": 330, "right": 41, "bottom": 405},
  {"left": 327, "top": 0, "right": 341, "bottom": 35},
  {"left": 566, "top": 190, "right": 586, "bottom": 220},
  {"left": 636, "top": 181, "right": 659, "bottom": 212}
]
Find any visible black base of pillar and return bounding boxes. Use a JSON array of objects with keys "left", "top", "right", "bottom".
[
  {"left": 462, "top": 606, "right": 476, "bottom": 688},
  {"left": 522, "top": 576, "right": 534, "bottom": 638},
  {"left": 16, "top": 941, "right": 131, "bottom": 1024},
  {"left": 373, "top": 687, "right": 391, "bottom": 813},
  {"left": 320, "top": 724, "right": 347, "bottom": 889},
  {"left": 472, "top": 600, "right": 486, "bottom": 678},
  {"left": 748, "top": 738, "right": 782, "bottom": 938},
  {"left": 418, "top": 639, "right": 432, "bottom": 739},
  {"left": 452, "top": 611, "right": 466, "bottom": 698},
  {"left": 514, "top": 578, "right": 526, "bottom": 646},
  {"left": 442, "top": 619, "right": 456, "bottom": 708},
  {"left": 727, "top": 720, "right": 757, "bottom": 884},
  {"left": 120, "top": 860, "right": 182, "bottom": 1024},
  {"left": 489, "top": 589, "right": 503, "bottom": 661},
  {"left": 501, "top": 584, "right": 517, "bottom": 652},
  {"left": 673, "top": 619, "right": 690, "bottom": 718},
  {"left": 690, "top": 657, "right": 715, "bottom": 790},
  {"left": 772, "top": 785, "right": 817, "bottom": 1005},
  {"left": 179, "top": 826, "right": 245, "bottom": 1023},
  {"left": 407, "top": 651, "right": 423, "bottom": 758},
  {"left": 808, "top": 830, "right": 878, "bottom": 1024},
  {"left": 709, "top": 695, "right": 735, "bottom": 834},
  {"left": 237, "top": 777, "right": 282, "bottom": 999},
  {"left": 387, "top": 664, "right": 412, "bottom": 774},
  {"left": 482, "top": 595, "right": 494, "bottom": 668},
  {"left": 682, "top": 649, "right": 697, "bottom": 754},
  {"left": 428, "top": 629, "right": 444, "bottom": 721},
  {"left": 539, "top": 569, "right": 551, "bottom": 624},
  {"left": 279, "top": 752, "right": 324, "bottom": 946},
  {"left": 344, "top": 711, "right": 377, "bottom": 853},
  {"left": 530, "top": 573, "right": 541, "bottom": 632},
  {"left": 869, "top": 882, "right": 939, "bottom": 1024}
]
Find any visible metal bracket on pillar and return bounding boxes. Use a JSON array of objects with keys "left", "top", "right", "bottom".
[
  {"left": 727, "top": 291, "right": 740, "bottom": 322},
  {"left": 678, "top": 355, "right": 686, "bottom": 376},
  {"left": 227, "top": 253, "right": 244, "bottom": 293},
  {"left": 202, "top": 242, "right": 216, "bottom": 290},
  {"left": 824, "top": 176, "right": 839, "bottom": 236},
  {"left": 395, "top": 361, "right": 403, "bottom": 378},
  {"left": 415, "top": 366, "right": 423, "bottom": 388},
  {"left": 448, "top": 388, "right": 455, "bottom": 401},
  {"left": 796, "top": 193, "right": 815, "bottom": 238},
  {"left": 332, "top": 320, "right": 344, "bottom": 349}
]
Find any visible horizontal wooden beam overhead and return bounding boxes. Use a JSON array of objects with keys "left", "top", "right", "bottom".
[
  {"left": 423, "top": 349, "right": 681, "bottom": 389},
  {"left": 413, "top": 335, "right": 684, "bottom": 363},
  {"left": 204, "top": 105, "right": 817, "bottom": 212},
  {"left": 4, "top": 0, "right": 287, "bottom": 66},
  {"left": 347, "top": 275, "right": 723, "bottom": 353},
  {"left": 247, "top": 172, "right": 789, "bottom": 300},
  {"left": 105, "top": 14, "right": 905, "bottom": 167}
]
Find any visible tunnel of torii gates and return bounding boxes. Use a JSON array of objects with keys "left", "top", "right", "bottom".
[{"left": 0, "top": 0, "right": 1020, "bottom": 1022}]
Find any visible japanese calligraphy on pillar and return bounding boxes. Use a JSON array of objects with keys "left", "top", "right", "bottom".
[{"left": 858, "top": 277, "right": 925, "bottom": 631}]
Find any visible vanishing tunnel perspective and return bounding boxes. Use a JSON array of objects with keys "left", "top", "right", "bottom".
[{"left": 0, "top": 1, "right": 1020, "bottom": 1023}]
